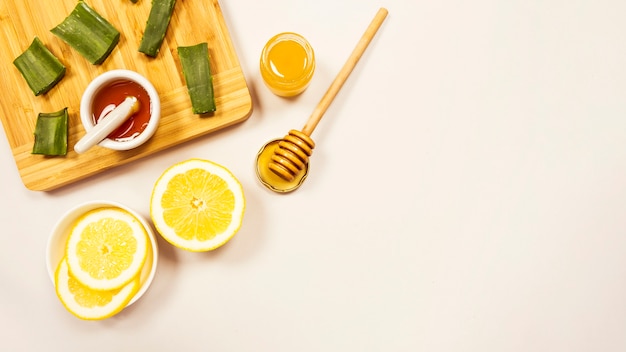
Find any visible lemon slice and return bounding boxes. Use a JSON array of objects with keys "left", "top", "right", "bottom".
[
  {"left": 65, "top": 207, "right": 148, "bottom": 291},
  {"left": 55, "top": 257, "right": 139, "bottom": 320},
  {"left": 150, "top": 158, "right": 246, "bottom": 251}
]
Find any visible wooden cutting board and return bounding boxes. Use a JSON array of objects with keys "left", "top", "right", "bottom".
[{"left": 0, "top": 0, "right": 252, "bottom": 191}]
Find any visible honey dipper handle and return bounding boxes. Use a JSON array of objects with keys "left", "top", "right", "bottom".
[{"left": 301, "top": 7, "right": 388, "bottom": 136}]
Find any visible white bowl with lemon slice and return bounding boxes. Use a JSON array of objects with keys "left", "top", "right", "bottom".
[{"left": 46, "top": 200, "right": 158, "bottom": 320}]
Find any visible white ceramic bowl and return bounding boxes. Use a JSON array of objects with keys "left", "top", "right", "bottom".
[
  {"left": 79, "top": 69, "right": 161, "bottom": 151},
  {"left": 46, "top": 200, "right": 158, "bottom": 306}
]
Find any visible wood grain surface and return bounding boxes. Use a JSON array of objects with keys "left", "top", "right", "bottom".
[{"left": 0, "top": 0, "right": 252, "bottom": 191}]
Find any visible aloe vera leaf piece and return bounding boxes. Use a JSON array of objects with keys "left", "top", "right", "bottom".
[
  {"left": 177, "top": 43, "right": 216, "bottom": 114},
  {"left": 50, "top": 1, "right": 120, "bottom": 65},
  {"left": 139, "top": 0, "right": 176, "bottom": 57},
  {"left": 13, "top": 37, "right": 66, "bottom": 96},
  {"left": 32, "top": 108, "right": 69, "bottom": 156}
]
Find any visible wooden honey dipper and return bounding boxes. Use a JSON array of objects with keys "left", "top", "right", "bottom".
[{"left": 267, "top": 8, "right": 388, "bottom": 182}]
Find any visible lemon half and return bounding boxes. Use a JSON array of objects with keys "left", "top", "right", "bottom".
[{"left": 150, "top": 159, "right": 245, "bottom": 251}]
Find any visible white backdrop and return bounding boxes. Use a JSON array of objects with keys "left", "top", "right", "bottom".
[{"left": 2, "top": 0, "right": 626, "bottom": 351}]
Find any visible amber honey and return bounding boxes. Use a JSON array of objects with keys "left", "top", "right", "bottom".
[
  {"left": 255, "top": 139, "right": 309, "bottom": 192},
  {"left": 260, "top": 32, "right": 315, "bottom": 97},
  {"left": 91, "top": 80, "right": 151, "bottom": 142}
]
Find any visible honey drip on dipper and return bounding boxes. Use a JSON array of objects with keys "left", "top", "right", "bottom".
[{"left": 256, "top": 8, "right": 388, "bottom": 192}]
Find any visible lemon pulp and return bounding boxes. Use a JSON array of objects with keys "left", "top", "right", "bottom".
[
  {"left": 150, "top": 159, "right": 245, "bottom": 252},
  {"left": 65, "top": 207, "right": 148, "bottom": 291},
  {"left": 161, "top": 167, "right": 235, "bottom": 241}
]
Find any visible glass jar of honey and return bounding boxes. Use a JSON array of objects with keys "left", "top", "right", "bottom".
[{"left": 260, "top": 32, "right": 315, "bottom": 97}]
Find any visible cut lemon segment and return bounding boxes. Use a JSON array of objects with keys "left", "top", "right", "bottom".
[
  {"left": 150, "top": 158, "right": 245, "bottom": 251},
  {"left": 65, "top": 207, "right": 148, "bottom": 291},
  {"left": 55, "top": 257, "right": 140, "bottom": 320}
]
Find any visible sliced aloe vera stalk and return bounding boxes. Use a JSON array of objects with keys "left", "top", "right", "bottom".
[
  {"left": 177, "top": 43, "right": 216, "bottom": 114},
  {"left": 51, "top": 1, "right": 120, "bottom": 65},
  {"left": 32, "top": 108, "right": 69, "bottom": 156},
  {"left": 13, "top": 37, "right": 66, "bottom": 96},
  {"left": 139, "top": 0, "right": 176, "bottom": 57}
]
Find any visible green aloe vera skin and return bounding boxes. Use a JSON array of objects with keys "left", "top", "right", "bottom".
[
  {"left": 177, "top": 43, "right": 216, "bottom": 114},
  {"left": 13, "top": 37, "right": 66, "bottom": 96},
  {"left": 32, "top": 108, "right": 69, "bottom": 156},
  {"left": 51, "top": 1, "right": 120, "bottom": 65},
  {"left": 139, "top": 0, "right": 176, "bottom": 57}
]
